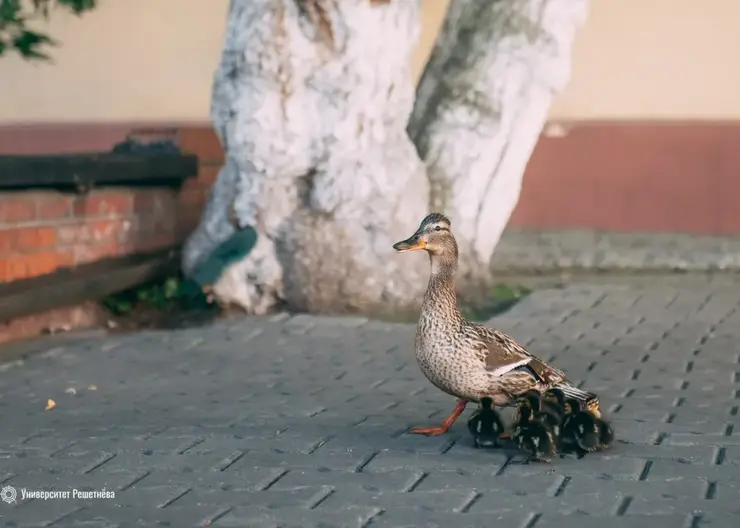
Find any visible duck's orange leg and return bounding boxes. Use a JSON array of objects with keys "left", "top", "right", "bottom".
[{"left": 409, "top": 399, "right": 467, "bottom": 436}]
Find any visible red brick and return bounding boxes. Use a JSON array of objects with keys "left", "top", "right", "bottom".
[
  {"left": 0, "top": 251, "right": 74, "bottom": 281},
  {"left": 28, "top": 251, "right": 74, "bottom": 277},
  {"left": 73, "top": 243, "right": 125, "bottom": 265},
  {"left": 37, "top": 195, "right": 72, "bottom": 220},
  {"left": 0, "top": 195, "right": 36, "bottom": 223},
  {"left": 56, "top": 219, "right": 126, "bottom": 246},
  {"left": 151, "top": 191, "right": 177, "bottom": 215},
  {"left": 179, "top": 187, "right": 206, "bottom": 208},
  {"left": 132, "top": 191, "right": 155, "bottom": 214},
  {"left": 132, "top": 189, "right": 177, "bottom": 214},
  {"left": 73, "top": 191, "right": 133, "bottom": 217},
  {"left": 0, "top": 227, "right": 57, "bottom": 253}
]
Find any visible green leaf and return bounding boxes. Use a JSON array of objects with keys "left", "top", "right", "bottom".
[
  {"left": 0, "top": 0, "right": 23, "bottom": 24},
  {"left": 12, "top": 29, "right": 55, "bottom": 60},
  {"left": 2, "top": 0, "right": 96, "bottom": 62},
  {"left": 116, "top": 300, "right": 133, "bottom": 313},
  {"left": 57, "top": 0, "right": 96, "bottom": 16},
  {"left": 163, "top": 277, "right": 179, "bottom": 299}
]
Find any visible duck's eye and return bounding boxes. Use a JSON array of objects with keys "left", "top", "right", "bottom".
[{"left": 434, "top": 226, "right": 442, "bottom": 231}]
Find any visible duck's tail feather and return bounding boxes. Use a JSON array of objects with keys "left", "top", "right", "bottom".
[{"left": 553, "top": 382, "right": 601, "bottom": 415}]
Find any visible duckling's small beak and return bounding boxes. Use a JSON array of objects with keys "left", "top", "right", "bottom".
[{"left": 393, "top": 234, "right": 427, "bottom": 252}]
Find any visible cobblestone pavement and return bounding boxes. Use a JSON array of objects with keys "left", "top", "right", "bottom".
[{"left": 2, "top": 281, "right": 740, "bottom": 527}]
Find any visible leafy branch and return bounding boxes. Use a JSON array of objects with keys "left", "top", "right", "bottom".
[{"left": 0, "top": 0, "right": 96, "bottom": 61}]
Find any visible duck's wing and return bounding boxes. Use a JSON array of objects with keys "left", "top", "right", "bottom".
[
  {"left": 470, "top": 324, "right": 567, "bottom": 384},
  {"left": 471, "top": 324, "right": 602, "bottom": 411}
]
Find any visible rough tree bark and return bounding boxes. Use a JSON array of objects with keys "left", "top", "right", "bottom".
[
  {"left": 409, "top": 0, "right": 589, "bottom": 286},
  {"left": 182, "top": 0, "right": 430, "bottom": 315},
  {"left": 183, "top": 0, "right": 588, "bottom": 314}
]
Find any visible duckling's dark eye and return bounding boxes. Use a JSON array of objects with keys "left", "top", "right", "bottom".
[{"left": 434, "top": 226, "right": 442, "bottom": 231}]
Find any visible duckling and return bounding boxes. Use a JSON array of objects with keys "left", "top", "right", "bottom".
[
  {"left": 518, "top": 389, "right": 563, "bottom": 441},
  {"left": 543, "top": 387, "right": 575, "bottom": 453},
  {"left": 542, "top": 387, "right": 567, "bottom": 417},
  {"left": 562, "top": 398, "right": 614, "bottom": 459},
  {"left": 467, "top": 397, "right": 505, "bottom": 448},
  {"left": 512, "top": 394, "right": 557, "bottom": 463}
]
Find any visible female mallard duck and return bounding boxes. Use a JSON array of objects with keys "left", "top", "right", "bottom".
[{"left": 393, "top": 213, "right": 600, "bottom": 435}]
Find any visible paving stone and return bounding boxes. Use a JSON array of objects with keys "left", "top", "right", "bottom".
[
  {"left": 1, "top": 280, "right": 740, "bottom": 525},
  {"left": 268, "top": 468, "right": 420, "bottom": 493},
  {"left": 533, "top": 513, "right": 693, "bottom": 528},
  {"left": 214, "top": 505, "right": 381, "bottom": 528},
  {"left": 365, "top": 510, "right": 528, "bottom": 527},
  {"left": 467, "top": 490, "right": 624, "bottom": 516}
]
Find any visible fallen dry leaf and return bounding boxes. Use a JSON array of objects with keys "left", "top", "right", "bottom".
[
  {"left": 65, "top": 388, "right": 77, "bottom": 395},
  {"left": 87, "top": 385, "right": 97, "bottom": 391},
  {"left": 45, "top": 399, "right": 56, "bottom": 411}
]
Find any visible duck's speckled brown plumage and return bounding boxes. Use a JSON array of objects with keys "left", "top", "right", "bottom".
[{"left": 398, "top": 213, "right": 599, "bottom": 411}]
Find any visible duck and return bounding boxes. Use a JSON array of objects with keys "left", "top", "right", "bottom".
[
  {"left": 512, "top": 393, "right": 557, "bottom": 462},
  {"left": 393, "top": 213, "right": 600, "bottom": 436},
  {"left": 560, "top": 397, "right": 615, "bottom": 459},
  {"left": 467, "top": 396, "right": 505, "bottom": 448}
]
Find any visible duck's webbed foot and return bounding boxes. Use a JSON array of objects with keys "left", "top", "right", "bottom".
[{"left": 409, "top": 399, "right": 467, "bottom": 436}]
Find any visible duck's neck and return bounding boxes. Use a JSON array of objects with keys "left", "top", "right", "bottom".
[{"left": 421, "top": 254, "right": 461, "bottom": 323}]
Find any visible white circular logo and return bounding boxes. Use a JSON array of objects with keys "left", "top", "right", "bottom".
[{"left": 1, "top": 486, "right": 16, "bottom": 504}]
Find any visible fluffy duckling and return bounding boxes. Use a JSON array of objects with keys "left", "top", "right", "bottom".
[
  {"left": 542, "top": 387, "right": 570, "bottom": 451},
  {"left": 562, "top": 397, "right": 615, "bottom": 459},
  {"left": 518, "top": 389, "right": 563, "bottom": 441},
  {"left": 542, "top": 387, "right": 566, "bottom": 415},
  {"left": 467, "top": 397, "right": 505, "bottom": 448},
  {"left": 513, "top": 394, "right": 557, "bottom": 463}
]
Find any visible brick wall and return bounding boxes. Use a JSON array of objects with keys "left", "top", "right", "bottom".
[{"left": 0, "top": 124, "right": 223, "bottom": 343}]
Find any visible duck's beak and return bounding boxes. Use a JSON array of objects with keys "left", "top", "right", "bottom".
[{"left": 393, "top": 233, "right": 427, "bottom": 252}]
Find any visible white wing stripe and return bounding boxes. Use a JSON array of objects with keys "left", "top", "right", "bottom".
[
  {"left": 488, "top": 358, "right": 532, "bottom": 378},
  {"left": 556, "top": 383, "right": 597, "bottom": 400}
]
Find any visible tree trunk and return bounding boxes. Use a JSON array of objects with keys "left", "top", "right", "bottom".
[
  {"left": 182, "top": 0, "right": 431, "bottom": 315},
  {"left": 409, "top": 0, "right": 588, "bottom": 286},
  {"left": 183, "top": 0, "right": 588, "bottom": 314}
]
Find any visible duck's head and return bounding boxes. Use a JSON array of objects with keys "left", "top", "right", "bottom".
[{"left": 392, "top": 213, "right": 457, "bottom": 258}]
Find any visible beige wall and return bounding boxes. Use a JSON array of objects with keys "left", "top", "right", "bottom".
[
  {"left": 2, "top": 0, "right": 740, "bottom": 124},
  {"left": 0, "top": 0, "right": 230, "bottom": 123},
  {"left": 551, "top": 0, "right": 740, "bottom": 120}
]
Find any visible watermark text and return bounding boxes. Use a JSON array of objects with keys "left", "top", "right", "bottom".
[{"left": 1, "top": 485, "right": 115, "bottom": 504}]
